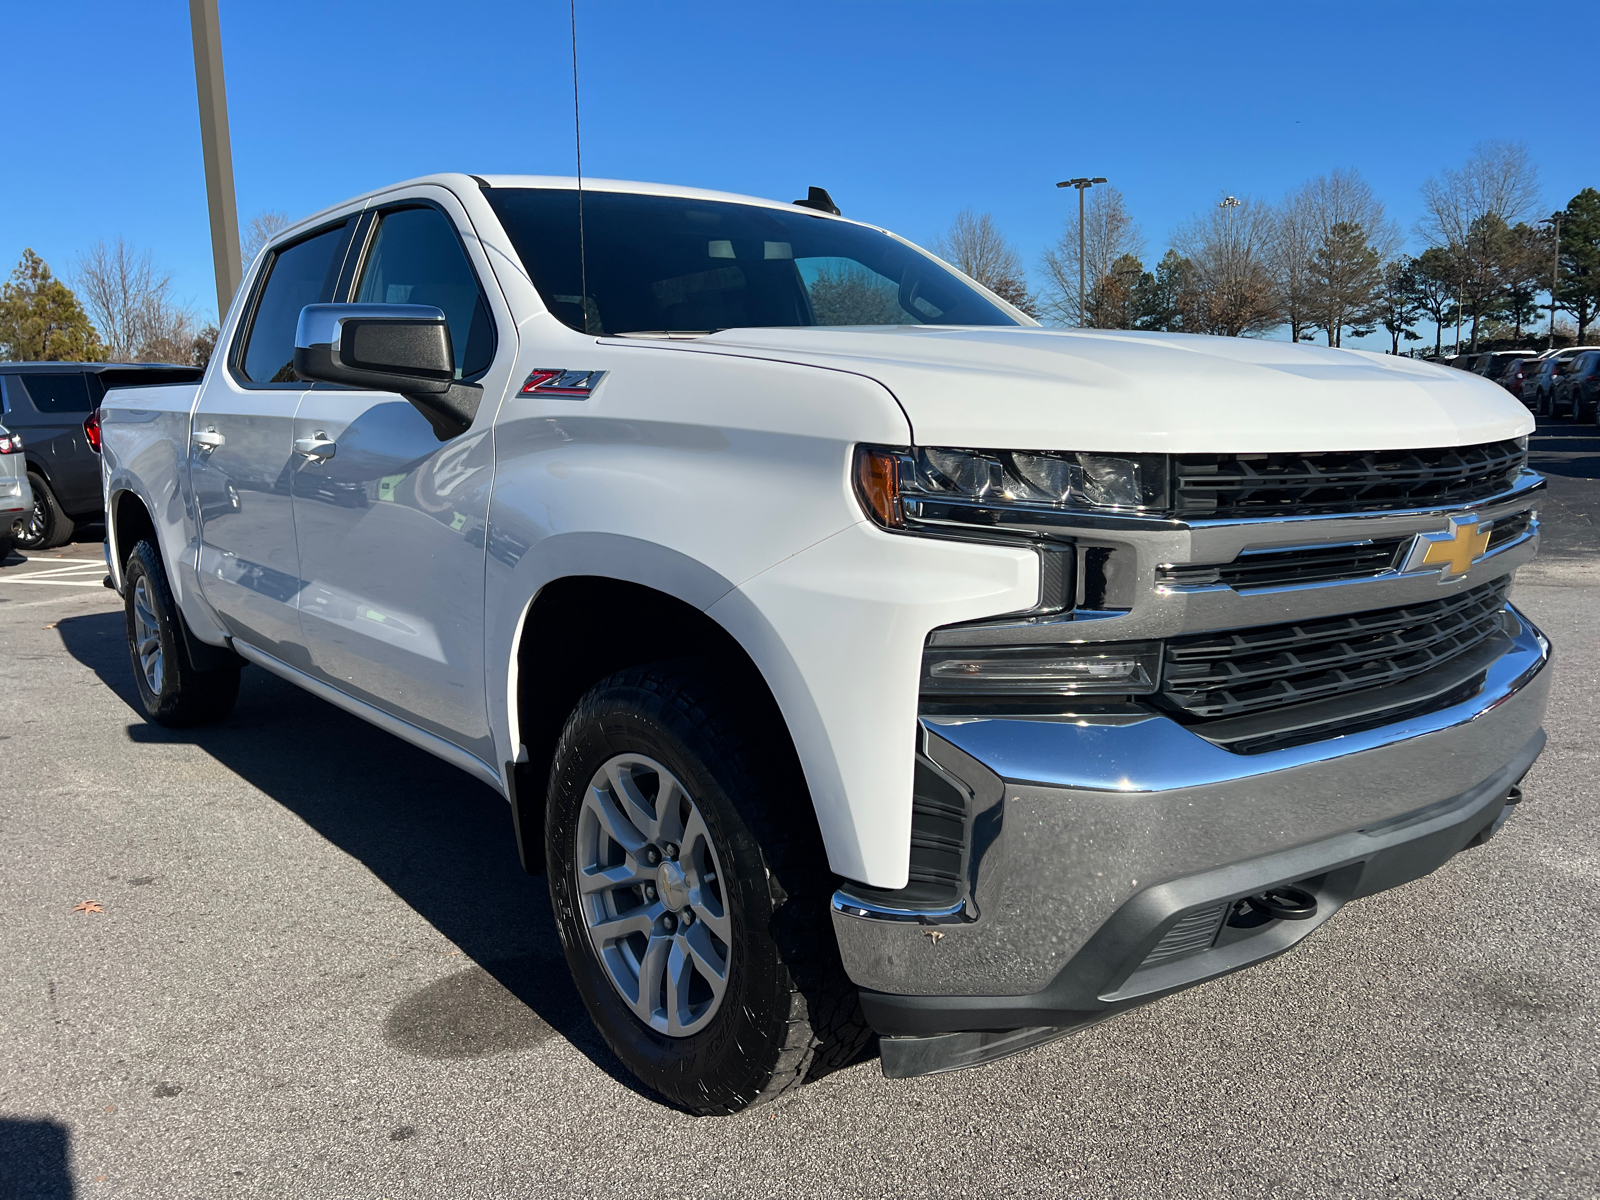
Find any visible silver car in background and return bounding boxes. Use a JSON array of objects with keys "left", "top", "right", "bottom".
[{"left": 0, "top": 424, "right": 34, "bottom": 562}]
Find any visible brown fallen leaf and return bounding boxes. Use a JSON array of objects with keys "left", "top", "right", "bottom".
[
  {"left": 103, "top": 1106, "right": 114, "bottom": 1114},
  {"left": 73, "top": 900, "right": 105, "bottom": 914}
]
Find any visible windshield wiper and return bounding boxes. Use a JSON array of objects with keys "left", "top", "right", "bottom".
[{"left": 609, "top": 330, "right": 720, "bottom": 340}]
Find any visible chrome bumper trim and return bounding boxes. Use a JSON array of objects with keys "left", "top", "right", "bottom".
[{"left": 830, "top": 894, "right": 970, "bottom": 925}]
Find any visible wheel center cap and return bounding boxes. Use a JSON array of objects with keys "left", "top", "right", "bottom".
[{"left": 656, "top": 860, "right": 690, "bottom": 911}]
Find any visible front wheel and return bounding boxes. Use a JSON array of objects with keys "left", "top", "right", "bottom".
[
  {"left": 123, "top": 540, "right": 241, "bottom": 726},
  {"left": 546, "top": 663, "right": 868, "bottom": 1115}
]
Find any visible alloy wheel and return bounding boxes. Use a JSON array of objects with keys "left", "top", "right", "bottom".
[
  {"left": 18, "top": 491, "right": 46, "bottom": 548},
  {"left": 132, "top": 575, "right": 164, "bottom": 695},
  {"left": 575, "top": 753, "right": 732, "bottom": 1037}
]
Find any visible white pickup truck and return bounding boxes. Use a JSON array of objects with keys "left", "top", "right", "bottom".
[{"left": 99, "top": 173, "right": 1550, "bottom": 1114}]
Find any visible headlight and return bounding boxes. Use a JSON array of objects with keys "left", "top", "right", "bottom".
[
  {"left": 854, "top": 445, "right": 1169, "bottom": 530},
  {"left": 921, "top": 641, "right": 1161, "bottom": 696}
]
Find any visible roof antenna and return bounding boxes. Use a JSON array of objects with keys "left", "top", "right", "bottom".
[{"left": 570, "top": 0, "right": 590, "bottom": 334}]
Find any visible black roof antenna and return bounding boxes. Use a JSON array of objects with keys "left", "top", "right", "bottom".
[
  {"left": 570, "top": 0, "right": 591, "bottom": 333},
  {"left": 793, "top": 186, "right": 841, "bottom": 216}
]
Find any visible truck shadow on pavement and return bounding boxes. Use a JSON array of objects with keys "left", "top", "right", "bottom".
[
  {"left": 0, "top": 1117, "right": 73, "bottom": 1200},
  {"left": 54, "top": 610, "right": 654, "bottom": 1103}
]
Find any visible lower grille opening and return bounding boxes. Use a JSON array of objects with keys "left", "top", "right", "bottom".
[{"left": 1141, "top": 903, "right": 1227, "bottom": 966}]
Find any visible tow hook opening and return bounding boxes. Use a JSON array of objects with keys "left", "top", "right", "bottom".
[{"left": 1227, "top": 883, "right": 1319, "bottom": 930}]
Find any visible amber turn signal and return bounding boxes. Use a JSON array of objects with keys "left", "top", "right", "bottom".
[{"left": 853, "top": 446, "right": 903, "bottom": 528}]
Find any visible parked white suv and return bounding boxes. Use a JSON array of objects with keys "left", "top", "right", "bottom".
[{"left": 98, "top": 174, "right": 1550, "bottom": 1114}]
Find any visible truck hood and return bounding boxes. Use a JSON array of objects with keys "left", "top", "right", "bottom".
[{"left": 692, "top": 326, "right": 1532, "bottom": 453}]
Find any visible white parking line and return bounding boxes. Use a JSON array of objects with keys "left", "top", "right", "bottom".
[
  {"left": 3, "top": 563, "right": 106, "bottom": 579},
  {"left": 0, "top": 578, "right": 108, "bottom": 587}
]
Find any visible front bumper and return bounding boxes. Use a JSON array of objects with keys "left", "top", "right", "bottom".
[{"left": 835, "top": 603, "right": 1551, "bottom": 1044}]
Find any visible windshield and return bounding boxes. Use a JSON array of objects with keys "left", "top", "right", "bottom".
[{"left": 484, "top": 188, "right": 1021, "bottom": 336}]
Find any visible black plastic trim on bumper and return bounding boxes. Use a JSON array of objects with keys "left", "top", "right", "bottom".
[{"left": 861, "top": 729, "right": 1542, "bottom": 1041}]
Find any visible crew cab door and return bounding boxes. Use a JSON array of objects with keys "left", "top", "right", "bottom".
[
  {"left": 289, "top": 195, "right": 513, "bottom": 762},
  {"left": 194, "top": 219, "right": 355, "bottom": 658}
]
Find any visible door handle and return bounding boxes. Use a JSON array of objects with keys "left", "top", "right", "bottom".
[
  {"left": 294, "top": 433, "right": 337, "bottom": 461},
  {"left": 192, "top": 428, "right": 225, "bottom": 450}
]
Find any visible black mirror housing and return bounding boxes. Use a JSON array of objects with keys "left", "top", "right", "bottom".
[
  {"left": 293, "top": 303, "right": 481, "bottom": 439},
  {"left": 294, "top": 303, "right": 455, "bottom": 394}
]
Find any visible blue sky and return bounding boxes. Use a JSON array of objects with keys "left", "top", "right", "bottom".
[{"left": 3, "top": 0, "right": 1592, "bottom": 347}]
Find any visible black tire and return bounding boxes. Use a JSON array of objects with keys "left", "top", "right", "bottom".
[
  {"left": 123, "top": 539, "right": 241, "bottom": 727},
  {"left": 16, "top": 471, "right": 74, "bottom": 550},
  {"left": 546, "top": 662, "right": 869, "bottom": 1115}
]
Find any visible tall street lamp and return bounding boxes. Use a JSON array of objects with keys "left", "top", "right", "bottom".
[
  {"left": 1540, "top": 211, "right": 1564, "bottom": 351},
  {"left": 189, "top": 0, "right": 241, "bottom": 322},
  {"left": 1057, "top": 176, "right": 1106, "bottom": 326}
]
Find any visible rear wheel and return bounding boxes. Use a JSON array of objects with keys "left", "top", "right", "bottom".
[
  {"left": 16, "top": 472, "right": 73, "bottom": 551},
  {"left": 123, "top": 540, "right": 241, "bottom": 726},
  {"left": 546, "top": 662, "right": 868, "bottom": 1115}
]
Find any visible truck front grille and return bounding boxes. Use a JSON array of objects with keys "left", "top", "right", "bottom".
[
  {"left": 1158, "top": 539, "right": 1409, "bottom": 591},
  {"left": 1159, "top": 578, "right": 1511, "bottom": 722},
  {"left": 1157, "top": 510, "right": 1535, "bottom": 593},
  {"left": 1173, "top": 439, "right": 1527, "bottom": 519}
]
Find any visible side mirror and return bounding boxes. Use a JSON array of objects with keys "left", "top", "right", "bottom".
[{"left": 293, "top": 304, "right": 480, "bottom": 440}]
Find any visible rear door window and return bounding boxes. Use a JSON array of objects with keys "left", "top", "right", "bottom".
[
  {"left": 353, "top": 206, "right": 495, "bottom": 378},
  {"left": 18, "top": 373, "right": 92, "bottom": 412},
  {"left": 237, "top": 223, "right": 350, "bottom": 385}
]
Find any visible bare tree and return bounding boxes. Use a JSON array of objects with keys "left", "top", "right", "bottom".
[
  {"left": 74, "top": 238, "right": 197, "bottom": 363},
  {"left": 242, "top": 210, "right": 292, "bottom": 266},
  {"left": 1173, "top": 196, "right": 1281, "bottom": 337},
  {"left": 1038, "top": 186, "right": 1144, "bottom": 327},
  {"left": 1287, "top": 170, "right": 1401, "bottom": 346},
  {"left": 1419, "top": 141, "right": 1541, "bottom": 250},
  {"left": 1271, "top": 191, "right": 1317, "bottom": 342},
  {"left": 932, "top": 209, "right": 1036, "bottom": 316}
]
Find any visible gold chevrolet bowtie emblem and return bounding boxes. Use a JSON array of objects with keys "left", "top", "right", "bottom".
[{"left": 1412, "top": 516, "right": 1491, "bottom": 580}]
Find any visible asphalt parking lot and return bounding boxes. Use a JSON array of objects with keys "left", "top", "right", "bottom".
[{"left": 2, "top": 422, "right": 1598, "bottom": 1199}]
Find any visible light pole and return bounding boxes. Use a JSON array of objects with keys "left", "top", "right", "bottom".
[
  {"left": 1057, "top": 176, "right": 1106, "bottom": 326},
  {"left": 1219, "top": 196, "right": 1241, "bottom": 210},
  {"left": 189, "top": 0, "right": 241, "bottom": 323},
  {"left": 1540, "top": 211, "right": 1564, "bottom": 351}
]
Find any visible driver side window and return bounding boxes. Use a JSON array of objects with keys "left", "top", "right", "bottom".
[{"left": 355, "top": 207, "right": 495, "bottom": 378}]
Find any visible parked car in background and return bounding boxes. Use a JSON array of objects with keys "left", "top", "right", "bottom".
[
  {"left": 1474, "top": 352, "right": 1525, "bottom": 386},
  {"left": 0, "top": 363, "right": 203, "bottom": 549},
  {"left": 1498, "top": 356, "right": 1534, "bottom": 404},
  {"left": 1554, "top": 349, "right": 1600, "bottom": 421},
  {"left": 0, "top": 424, "right": 33, "bottom": 562},
  {"left": 1523, "top": 353, "right": 1570, "bottom": 415}
]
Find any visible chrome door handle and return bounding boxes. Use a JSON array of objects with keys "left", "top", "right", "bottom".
[
  {"left": 192, "top": 428, "right": 225, "bottom": 450},
  {"left": 294, "top": 433, "right": 337, "bottom": 461}
]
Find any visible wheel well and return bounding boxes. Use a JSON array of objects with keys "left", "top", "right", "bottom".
[
  {"left": 111, "top": 489, "right": 157, "bottom": 570},
  {"left": 509, "top": 576, "right": 800, "bottom": 873}
]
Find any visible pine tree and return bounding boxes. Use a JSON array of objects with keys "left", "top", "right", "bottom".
[
  {"left": 0, "top": 250, "right": 105, "bottom": 361},
  {"left": 1557, "top": 188, "right": 1600, "bottom": 342}
]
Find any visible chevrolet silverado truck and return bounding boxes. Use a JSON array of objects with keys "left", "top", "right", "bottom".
[{"left": 98, "top": 174, "right": 1550, "bottom": 1115}]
